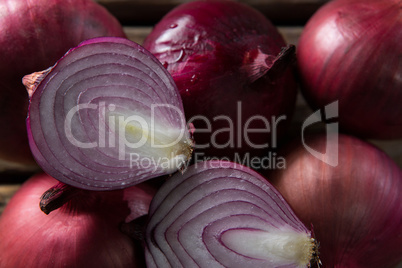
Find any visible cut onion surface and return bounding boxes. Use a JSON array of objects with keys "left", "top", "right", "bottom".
[
  {"left": 145, "top": 160, "right": 319, "bottom": 268},
  {"left": 24, "top": 37, "right": 194, "bottom": 190}
]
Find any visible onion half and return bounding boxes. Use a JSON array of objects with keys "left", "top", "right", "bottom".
[
  {"left": 270, "top": 134, "right": 402, "bottom": 267},
  {"left": 24, "top": 37, "right": 194, "bottom": 190},
  {"left": 145, "top": 160, "right": 319, "bottom": 268}
]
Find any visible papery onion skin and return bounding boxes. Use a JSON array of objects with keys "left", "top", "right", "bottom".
[
  {"left": 143, "top": 0, "right": 298, "bottom": 160},
  {"left": 25, "top": 37, "right": 193, "bottom": 191},
  {"left": 297, "top": 0, "right": 402, "bottom": 139},
  {"left": 0, "top": 173, "right": 155, "bottom": 267},
  {"left": 270, "top": 134, "right": 402, "bottom": 267},
  {"left": 0, "top": 0, "right": 126, "bottom": 167},
  {"left": 145, "top": 160, "right": 317, "bottom": 268}
]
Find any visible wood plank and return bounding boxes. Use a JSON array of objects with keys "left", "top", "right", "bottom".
[
  {"left": 0, "top": 185, "right": 20, "bottom": 215},
  {"left": 122, "top": 26, "right": 303, "bottom": 46},
  {"left": 96, "top": 0, "right": 330, "bottom": 25}
]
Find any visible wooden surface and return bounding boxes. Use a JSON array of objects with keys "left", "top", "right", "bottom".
[
  {"left": 96, "top": 0, "right": 330, "bottom": 25},
  {"left": 1, "top": 25, "right": 401, "bottom": 216},
  {"left": 124, "top": 25, "right": 303, "bottom": 45}
]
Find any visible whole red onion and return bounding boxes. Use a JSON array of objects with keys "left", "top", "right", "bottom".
[
  {"left": 297, "top": 0, "right": 402, "bottom": 139},
  {"left": 270, "top": 134, "right": 402, "bottom": 267},
  {"left": 0, "top": 0, "right": 125, "bottom": 167},
  {"left": 143, "top": 0, "right": 297, "bottom": 161},
  {"left": 0, "top": 173, "right": 155, "bottom": 267}
]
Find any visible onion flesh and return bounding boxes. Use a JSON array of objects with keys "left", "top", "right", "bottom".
[
  {"left": 24, "top": 37, "right": 194, "bottom": 190},
  {"left": 145, "top": 160, "right": 319, "bottom": 268}
]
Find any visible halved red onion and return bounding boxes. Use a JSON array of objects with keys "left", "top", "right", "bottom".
[
  {"left": 24, "top": 37, "right": 194, "bottom": 191},
  {"left": 145, "top": 160, "right": 319, "bottom": 267}
]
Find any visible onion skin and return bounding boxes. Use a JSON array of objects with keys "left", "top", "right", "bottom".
[
  {"left": 0, "top": 173, "right": 155, "bottom": 267},
  {"left": 143, "top": 0, "right": 297, "bottom": 160},
  {"left": 0, "top": 0, "right": 125, "bottom": 166},
  {"left": 297, "top": 0, "right": 402, "bottom": 139},
  {"left": 270, "top": 134, "right": 402, "bottom": 267}
]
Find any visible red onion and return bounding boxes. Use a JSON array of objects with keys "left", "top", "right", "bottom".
[
  {"left": 143, "top": 0, "right": 298, "bottom": 161},
  {"left": 0, "top": 172, "right": 155, "bottom": 267},
  {"left": 24, "top": 37, "right": 194, "bottom": 190},
  {"left": 145, "top": 160, "right": 320, "bottom": 267},
  {"left": 297, "top": 0, "right": 402, "bottom": 139},
  {"left": 0, "top": 0, "right": 125, "bottom": 167},
  {"left": 270, "top": 134, "right": 402, "bottom": 267}
]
